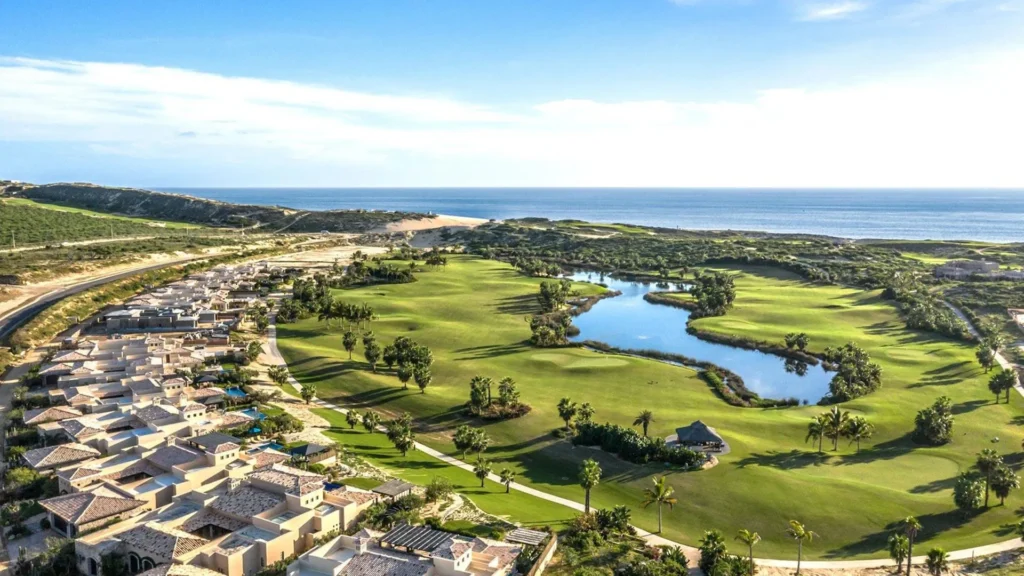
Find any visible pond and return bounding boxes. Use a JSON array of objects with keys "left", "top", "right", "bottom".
[{"left": 567, "top": 272, "right": 833, "bottom": 404}]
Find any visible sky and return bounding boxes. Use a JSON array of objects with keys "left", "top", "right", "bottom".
[{"left": 0, "top": 0, "right": 1022, "bottom": 188}]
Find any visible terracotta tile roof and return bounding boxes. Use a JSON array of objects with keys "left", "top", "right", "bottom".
[
  {"left": 137, "top": 565, "right": 224, "bottom": 576},
  {"left": 326, "top": 485, "right": 377, "bottom": 506},
  {"left": 179, "top": 508, "right": 248, "bottom": 533},
  {"left": 23, "top": 406, "right": 83, "bottom": 425},
  {"left": 341, "top": 554, "right": 431, "bottom": 576},
  {"left": 148, "top": 445, "right": 203, "bottom": 470},
  {"left": 250, "top": 450, "right": 290, "bottom": 468},
  {"left": 135, "top": 404, "right": 180, "bottom": 423},
  {"left": 188, "top": 387, "right": 225, "bottom": 399},
  {"left": 59, "top": 419, "right": 105, "bottom": 440},
  {"left": 40, "top": 492, "right": 146, "bottom": 524},
  {"left": 181, "top": 402, "right": 207, "bottom": 413},
  {"left": 430, "top": 537, "right": 472, "bottom": 560},
  {"left": 189, "top": 432, "right": 240, "bottom": 454},
  {"left": 57, "top": 465, "right": 104, "bottom": 481},
  {"left": 211, "top": 485, "right": 283, "bottom": 518},
  {"left": 471, "top": 537, "right": 523, "bottom": 570},
  {"left": 102, "top": 460, "right": 167, "bottom": 482},
  {"left": 215, "top": 412, "right": 253, "bottom": 430},
  {"left": 247, "top": 463, "right": 325, "bottom": 496},
  {"left": 23, "top": 443, "right": 100, "bottom": 469},
  {"left": 51, "top": 351, "right": 93, "bottom": 362},
  {"left": 116, "top": 523, "right": 209, "bottom": 558},
  {"left": 38, "top": 362, "right": 74, "bottom": 375}
]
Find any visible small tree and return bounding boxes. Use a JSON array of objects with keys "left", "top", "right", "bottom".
[
  {"left": 364, "top": 341, "right": 382, "bottom": 373},
  {"left": 913, "top": 396, "right": 954, "bottom": 446},
  {"left": 576, "top": 402, "right": 595, "bottom": 424},
  {"left": 345, "top": 411, "right": 360, "bottom": 429},
  {"left": 641, "top": 476, "right": 677, "bottom": 534},
  {"left": 453, "top": 425, "right": 477, "bottom": 458},
  {"left": 497, "top": 377, "right": 520, "bottom": 407},
  {"left": 991, "top": 464, "right": 1020, "bottom": 505},
  {"left": 902, "top": 516, "right": 922, "bottom": 576},
  {"left": 557, "top": 397, "right": 578, "bottom": 429},
  {"left": 397, "top": 364, "right": 414, "bottom": 389},
  {"left": 735, "top": 529, "right": 761, "bottom": 576},
  {"left": 925, "top": 548, "right": 948, "bottom": 576},
  {"left": 953, "top": 473, "right": 984, "bottom": 516},
  {"left": 975, "top": 449, "right": 1003, "bottom": 507},
  {"left": 976, "top": 345, "right": 996, "bottom": 372},
  {"left": 888, "top": 533, "right": 909, "bottom": 574},
  {"left": 342, "top": 331, "right": 357, "bottom": 360},
  {"left": 578, "top": 459, "right": 602, "bottom": 514},
  {"left": 362, "top": 411, "right": 381, "bottom": 434},
  {"left": 633, "top": 410, "right": 655, "bottom": 437},
  {"left": 698, "top": 530, "right": 728, "bottom": 576},
  {"left": 786, "top": 520, "right": 817, "bottom": 576},
  {"left": 300, "top": 383, "right": 317, "bottom": 405},
  {"left": 842, "top": 416, "right": 874, "bottom": 452},
  {"left": 474, "top": 459, "right": 492, "bottom": 488},
  {"left": 806, "top": 415, "right": 827, "bottom": 454},
  {"left": 499, "top": 468, "right": 516, "bottom": 493},
  {"left": 989, "top": 369, "right": 1018, "bottom": 404},
  {"left": 414, "top": 366, "right": 432, "bottom": 394}
]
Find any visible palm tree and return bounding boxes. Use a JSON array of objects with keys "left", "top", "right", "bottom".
[
  {"left": 888, "top": 533, "right": 909, "bottom": 574},
  {"left": 342, "top": 331, "right": 357, "bottom": 360},
  {"left": 633, "top": 410, "right": 655, "bottom": 437},
  {"left": 640, "top": 476, "right": 677, "bottom": 534},
  {"left": 557, "top": 397, "right": 578, "bottom": 429},
  {"left": 976, "top": 449, "right": 1003, "bottom": 507},
  {"left": 578, "top": 459, "right": 602, "bottom": 514},
  {"left": 806, "top": 415, "right": 827, "bottom": 454},
  {"left": 499, "top": 468, "right": 516, "bottom": 493},
  {"left": 362, "top": 411, "right": 381, "bottom": 434},
  {"left": 345, "top": 411, "right": 360, "bottom": 429},
  {"left": 300, "top": 383, "right": 317, "bottom": 405},
  {"left": 991, "top": 464, "right": 1020, "bottom": 505},
  {"left": 825, "top": 406, "right": 850, "bottom": 451},
  {"left": 786, "top": 520, "right": 817, "bottom": 576},
  {"left": 735, "top": 529, "right": 760, "bottom": 576},
  {"left": 925, "top": 548, "right": 948, "bottom": 575},
  {"left": 842, "top": 416, "right": 874, "bottom": 452},
  {"left": 576, "top": 402, "right": 595, "bottom": 423},
  {"left": 902, "top": 516, "right": 922, "bottom": 576},
  {"left": 473, "top": 459, "right": 492, "bottom": 488}
]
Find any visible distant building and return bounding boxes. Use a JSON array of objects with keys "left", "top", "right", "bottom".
[{"left": 933, "top": 260, "right": 1024, "bottom": 281}]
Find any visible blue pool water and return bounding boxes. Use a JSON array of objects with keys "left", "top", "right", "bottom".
[
  {"left": 240, "top": 407, "right": 267, "bottom": 420},
  {"left": 568, "top": 272, "right": 833, "bottom": 404},
  {"left": 224, "top": 387, "right": 248, "bottom": 398}
]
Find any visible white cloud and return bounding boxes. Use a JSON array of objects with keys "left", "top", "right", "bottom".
[
  {"left": 0, "top": 53, "right": 1022, "bottom": 187},
  {"left": 800, "top": 1, "right": 868, "bottom": 20}
]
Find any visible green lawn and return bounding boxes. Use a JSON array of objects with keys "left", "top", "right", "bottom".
[{"left": 278, "top": 257, "right": 1024, "bottom": 559}]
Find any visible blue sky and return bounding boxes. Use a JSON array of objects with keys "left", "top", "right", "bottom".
[{"left": 1, "top": 0, "right": 1022, "bottom": 187}]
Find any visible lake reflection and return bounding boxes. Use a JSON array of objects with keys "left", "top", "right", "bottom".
[{"left": 567, "top": 272, "right": 832, "bottom": 404}]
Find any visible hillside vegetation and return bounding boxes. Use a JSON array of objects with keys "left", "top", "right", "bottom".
[
  {"left": 7, "top": 182, "right": 426, "bottom": 232},
  {"left": 0, "top": 199, "right": 190, "bottom": 245}
]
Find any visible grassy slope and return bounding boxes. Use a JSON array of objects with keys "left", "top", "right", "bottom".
[
  {"left": 3, "top": 198, "right": 203, "bottom": 231},
  {"left": 277, "top": 257, "right": 1024, "bottom": 559}
]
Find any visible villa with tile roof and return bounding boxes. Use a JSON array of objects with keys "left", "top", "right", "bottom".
[
  {"left": 23, "top": 442, "right": 101, "bottom": 471},
  {"left": 40, "top": 486, "right": 150, "bottom": 537}
]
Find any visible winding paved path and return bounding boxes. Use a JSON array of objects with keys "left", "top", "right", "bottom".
[{"left": 265, "top": 314, "right": 1023, "bottom": 570}]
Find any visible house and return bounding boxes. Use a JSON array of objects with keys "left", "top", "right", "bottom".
[
  {"left": 288, "top": 443, "right": 336, "bottom": 466},
  {"left": 23, "top": 442, "right": 101, "bottom": 471},
  {"left": 287, "top": 523, "right": 523, "bottom": 576},
  {"left": 40, "top": 487, "right": 149, "bottom": 537}
]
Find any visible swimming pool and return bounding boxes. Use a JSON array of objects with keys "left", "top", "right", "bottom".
[
  {"left": 240, "top": 407, "right": 266, "bottom": 420},
  {"left": 224, "top": 387, "right": 248, "bottom": 398}
]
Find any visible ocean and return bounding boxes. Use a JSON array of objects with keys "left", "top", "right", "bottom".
[{"left": 155, "top": 188, "right": 1024, "bottom": 243}]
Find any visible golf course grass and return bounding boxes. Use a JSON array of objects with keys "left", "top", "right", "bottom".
[{"left": 277, "top": 256, "right": 1024, "bottom": 559}]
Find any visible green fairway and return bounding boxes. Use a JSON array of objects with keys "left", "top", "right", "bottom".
[{"left": 277, "top": 257, "right": 1024, "bottom": 559}]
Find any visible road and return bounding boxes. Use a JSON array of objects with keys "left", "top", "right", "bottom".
[
  {"left": 0, "top": 255, "right": 206, "bottom": 342},
  {"left": 943, "top": 301, "right": 1022, "bottom": 398}
]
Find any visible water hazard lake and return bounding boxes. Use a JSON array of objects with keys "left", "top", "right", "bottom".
[{"left": 567, "top": 272, "right": 833, "bottom": 404}]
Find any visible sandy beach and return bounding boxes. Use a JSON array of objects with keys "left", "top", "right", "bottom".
[{"left": 372, "top": 213, "right": 490, "bottom": 233}]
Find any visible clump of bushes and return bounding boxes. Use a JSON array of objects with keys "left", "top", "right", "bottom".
[{"left": 573, "top": 421, "right": 707, "bottom": 469}]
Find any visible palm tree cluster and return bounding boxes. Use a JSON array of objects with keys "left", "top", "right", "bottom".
[
  {"left": 784, "top": 332, "right": 810, "bottom": 351},
  {"left": 468, "top": 376, "right": 526, "bottom": 417},
  {"left": 974, "top": 449, "right": 1020, "bottom": 507},
  {"left": 822, "top": 342, "right": 883, "bottom": 402},
  {"left": 987, "top": 368, "right": 1018, "bottom": 404},
  {"left": 319, "top": 299, "right": 375, "bottom": 330},
  {"left": 805, "top": 407, "right": 874, "bottom": 453},
  {"left": 452, "top": 425, "right": 491, "bottom": 459}
]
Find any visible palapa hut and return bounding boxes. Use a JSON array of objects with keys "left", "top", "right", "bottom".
[{"left": 673, "top": 420, "right": 726, "bottom": 452}]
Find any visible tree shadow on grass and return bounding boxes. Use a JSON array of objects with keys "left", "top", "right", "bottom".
[
  {"left": 733, "top": 449, "right": 829, "bottom": 471},
  {"left": 909, "top": 476, "right": 958, "bottom": 494},
  {"left": 486, "top": 434, "right": 555, "bottom": 455},
  {"left": 494, "top": 294, "right": 540, "bottom": 316},
  {"left": 452, "top": 343, "right": 530, "bottom": 361},
  {"left": 415, "top": 405, "right": 473, "bottom": 434},
  {"left": 341, "top": 386, "right": 415, "bottom": 409},
  {"left": 822, "top": 509, "right": 984, "bottom": 558},
  {"left": 298, "top": 362, "right": 363, "bottom": 384},
  {"left": 952, "top": 400, "right": 989, "bottom": 415},
  {"left": 836, "top": 431, "right": 916, "bottom": 466}
]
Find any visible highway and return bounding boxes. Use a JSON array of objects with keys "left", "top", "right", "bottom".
[{"left": 0, "top": 255, "right": 207, "bottom": 342}]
